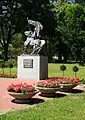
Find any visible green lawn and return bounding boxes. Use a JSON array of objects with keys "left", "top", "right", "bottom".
[
  {"left": 0, "top": 63, "right": 85, "bottom": 79},
  {"left": 1, "top": 93, "right": 85, "bottom": 120},
  {"left": 48, "top": 63, "right": 85, "bottom": 79},
  {"left": 0, "top": 67, "right": 17, "bottom": 75}
]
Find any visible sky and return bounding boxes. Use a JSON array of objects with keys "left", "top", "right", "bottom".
[
  {"left": 68, "top": 0, "right": 75, "bottom": 3},
  {"left": 50, "top": 0, "right": 75, "bottom": 3},
  {"left": 2, "top": 0, "right": 7, "bottom": 14}
]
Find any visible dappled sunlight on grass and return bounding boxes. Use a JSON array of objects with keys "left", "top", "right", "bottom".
[{"left": 1, "top": 92, "right": 85, "bottom": 120}]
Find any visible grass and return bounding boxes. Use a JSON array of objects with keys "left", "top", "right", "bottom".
[
  {"left": 0, "top": 67, "right": 17, "bottom": 75},
  {"left": 1, "top": 92, "right": 85, "bottom": 120},
  {"left": 48, "top": 63, "right": 85, "bottom": 79},
  {"left": 0, "top": 63, "right": 85, "bottom": 79}
]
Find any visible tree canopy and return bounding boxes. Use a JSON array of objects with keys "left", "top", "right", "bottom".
[
  {"left": 0, "top": 0, "right": 85, "bottom": 64},
  {"left": 0, "top": 0, "right": 55, "bottom": 60},
  {"left": 52, "top": 2, "right": 85, "bottom": 63}
]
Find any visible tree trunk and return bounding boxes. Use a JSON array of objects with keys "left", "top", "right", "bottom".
[
  {"left": 3, "top": 43, "right": 9, "bottom": 61},
  {"left": 75, "top": 72, "right": 76, "bottom": 78},
  {"left": 63, "top": 71, "right": 64, "bottom": 77},
  {"left": 4, "top": 31, "right": 11, "bottom": 61},
  {"left": 58, "top": 53, "right": 62, "bottom": 62}
]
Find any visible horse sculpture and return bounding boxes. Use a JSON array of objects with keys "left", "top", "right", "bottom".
[
  {"left": 24, "top": 31, "right": 45, "bottom": 55},
  {"left": 24, "top": 18, "right": 45, "bottom": 55}
]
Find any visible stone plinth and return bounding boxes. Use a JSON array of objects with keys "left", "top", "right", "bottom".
[{"left": 17, "top": 55, "right": 48, "bottom": 80}]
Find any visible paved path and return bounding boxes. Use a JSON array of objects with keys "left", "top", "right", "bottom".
[
  {"left": 0, "top": 78, "right": 37, "bottom": 113},
  {"left": 0, "top": 78, "right": 85, "bottom": 114}
]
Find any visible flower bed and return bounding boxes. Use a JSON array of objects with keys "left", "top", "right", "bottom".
[
  {"left": 0, "top": 73, "right": 17, "bottom": 78},
  {"left": 47, "top": 77, "right": 80, "bottom": 84},
  {"left": 37, "top": 79, "right": 60, "bottom": 88},
  {"left": 7, "top": 83, "right": 36, "bottom": 93},
  {"left": 47, "top": 77, "right": 80, "bottom": 92},
  {"left": 36, "top": 77, "right": 80, "bottom": 93}
]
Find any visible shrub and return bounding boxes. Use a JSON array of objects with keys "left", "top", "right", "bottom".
[
  {"left": 60, "top": 65, "right": 66, "bottom": 76},
  {"left": 9, "top": 63, "right": 13, "bottom": 68},
  {"left": 0, "top": 63, "right": 5, "bottom": 74},
  {"left": 5, "top": 59, "right": 17, "bottom": 67},
  {"left": 9, "top": 63, "right": 13, "bottom": 75},
  {"left": 72, "top": 66, "right": 79, "bottom": 77},
  {"left": 1, "top": 63, "right": 5, "bottom": 68}
]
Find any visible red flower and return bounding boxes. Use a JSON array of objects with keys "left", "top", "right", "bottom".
[
  {"left": 37, "top": 77, "right": 80, "bottom": 88},
  {"left": 7, "top": 83, "right": 36, "bottom": 93},
  {"left": 0, "top": 73, "right": 16, "bottom": 78},
  {"left": 37, "top": 80, "right": 60, "bottom": 88}
]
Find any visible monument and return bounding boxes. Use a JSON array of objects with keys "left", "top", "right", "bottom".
[{"left": 17, "top": 18, "right": 48, "bottom": 80}]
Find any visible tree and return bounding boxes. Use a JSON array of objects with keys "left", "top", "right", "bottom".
[
  {"left": 0, "top": 0, "right": 26, "bottom": 60},
  {"left": 53, "top": 3, "right": 85, "bottom": 62},
  {"left": 1, "top": 63, "right": 5, "bottom": 75},
  {"left": 8, "top": 33, "right": 24, "bottom": 59},
  {"left": 0, "top": 0, "right": 56, "bottom": 61},
  {"left": 72, "top": 66, "right": 79, "bottom": 77},
  {"left": 75, "top": 0, "right": 85, "bottom": 5},
  {"left": 60, "top": 64, "right": 66, "bottom": 76},
  {"left": 9, "top": 63, "right": 13, "bottom": 76}
]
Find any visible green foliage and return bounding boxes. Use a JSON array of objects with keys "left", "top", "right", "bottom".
[
  {"left": 9, "top": 33, "right": 24, "bottom": 58},
  {"left": 0, "top": 67, "right": 17, "bottom": 77},
  {"left": 53, "top": 2, "right": 85, "bottom": 62},
  {"left": 5, "top": 59, "right": 17, "bottom": 67},
  {"left": 60, "top": 65, "right": 66, "bottom": 71},
  {"left": 73, "top": 66, "right": 79, "bottom": 72},
  {"left": 9, "top": 64, "right": 13, "bottom": 68},
  {"left": 0, "top": 0, "right": 26, "bottom": 60},
  {"left": 0, "top": 0, "right": 55, "bottom": 61},
  {"left": 1, "top": 0, "right": 85, "bottom": 63},
  {"left": 8, "top": 63, "right": 13, "bottom": 75},
  {"left": 72, "top": 65, "right": 79, "bottom": 77},
  {"left": 60, "top": 64, "right": 66, "bottom": 76},
  {"left": 1, "top": 63, "right": 5, "bottom": 69},
  {"left": 75, "top": 0, "right": 85, "bottom": 5},
  {"left": 0, "top": 62, "right": 5, "bottom": 74}
]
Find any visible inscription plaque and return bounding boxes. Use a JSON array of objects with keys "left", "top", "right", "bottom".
[{"left": 23, "top": 59, "right": 33, "bottom": 68}]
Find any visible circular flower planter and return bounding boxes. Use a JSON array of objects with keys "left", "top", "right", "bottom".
[
  {"left": 36, "top": 87, "right": 59, "bottom": 96},
  {"left": 8, "top": 90, "right": 38, "bottom": 103},
  {"left": 7, "top": 83, "right": 38, "bottom": 103},
  {"left": 60, "top": 84, "right": 78, "bottom": 92}
]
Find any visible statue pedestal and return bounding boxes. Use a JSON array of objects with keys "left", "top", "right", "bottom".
[{"left": 17, "top": 55, "right": 48, "bottom": 80}]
